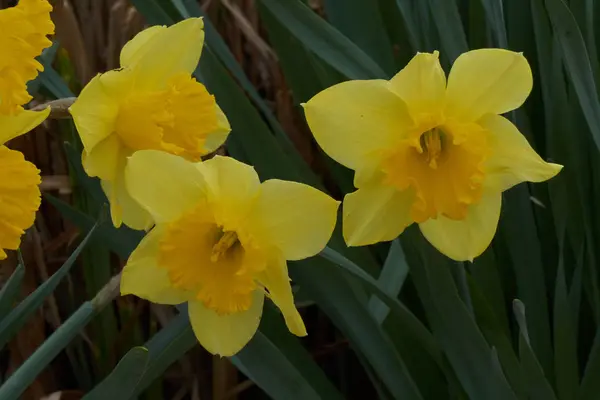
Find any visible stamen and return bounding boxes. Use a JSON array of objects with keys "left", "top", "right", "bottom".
[
  {"left": 210, "top": 230, "right": 239, "bottom": 262},
  {"left": 420, "top": 128, "right": 444, "bottom": 169}
]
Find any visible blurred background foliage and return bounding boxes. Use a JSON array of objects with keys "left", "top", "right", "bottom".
[{"left": 1, "top": 0, "right": 599, "bottom": 399}]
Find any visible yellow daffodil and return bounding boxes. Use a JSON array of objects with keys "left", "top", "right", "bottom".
[
  {"left": 120, "top": 151, "right": 339, "bottom": 356},
  {"left": 70, "top": 18, "right": 231, "bottom": 230},
  {"left": 0, "top": 0, "right": 54, "bottom": 259},
  {"left": 304, "top": 49, "right": 562, "bottom": 261}
]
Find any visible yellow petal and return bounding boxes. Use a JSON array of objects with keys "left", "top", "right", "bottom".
[
  {"left": 124, "top": 150, "right": 205, "bottom": 223},
  {"left": 82, "top": 134, "right": 122, "bottom": 181},
  {"left": 70, "top": 69, "right": 132, "bottom": 152},
  {"left": 419, "top": 191, "right": 501, "bottom": 261},
  {"left": 248, "top": 179, "right": 339, "bottom": 261},
  {"left": 196, "top": 156, "right": 260, "bottom": 230},
  {"left": 343, "top": 183, "right": 414, "bottom": 246},
  {"left": 101, "top": 174, "right": 153, "bottom": 230},
  {"left": 258, "top": 255, "right": 306, "bottom": 336},
  {"left": 445, "top": 49, "right": 533, "bottom": 122},
  {"left": 481, "top": 114, "right": 563, "bottom": 191},
  {"left": 129, "top": 18, "right": 205, "bottom": 91},
  {"left": 120, "top": 25, "right": 166, "bottom": 67},
  {"left": 121, "top": 225, "right": 191, "bottom": 304},
  {"left": 389, "top": 51, "right": 446, "bottom": 122},
  {"left": 303, "top": 79, "right": 413, "bottom": 171},
  {"left": 202, "top": 103, "right": 231, "bottom": 153},
  {"left": 0, "top": 146, "right": 40, "bottom": 259},
  {"left": 0, "top": 108, "right": 49, "bottom": 145},
  {"left": 188, "top": 290, "right": 264, "bottom": 356}
]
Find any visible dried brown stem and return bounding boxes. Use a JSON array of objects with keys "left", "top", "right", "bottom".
[{"left": 31, "top": 97, "right": 77, "bottom": 119}]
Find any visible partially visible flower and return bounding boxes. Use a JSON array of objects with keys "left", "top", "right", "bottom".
[
  {"left": 0, "top": 0, "right": 54, "bottom": 259},
  {"left": 0, "top": 0, "right": 54, "bottom": 114},
  {"left": 304, "top": 49, "right": 562, "bottom": 261},
  {"left": 69, "top": 18, "right": 231, "bottom": 230},
  {"left": 120, "top": 151, "right": 339, "bottom": 356}
]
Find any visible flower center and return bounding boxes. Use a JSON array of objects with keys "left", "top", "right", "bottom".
[
  {"left": 381, "top": 123, "right": 488, "bottom": 222},
  {"left": 210, "top": 230, "right": 240, "bottom": 262},
  {"left": 115, "top": 73, "right": 219, "bottom": 161},
  {"left": 158, "top": 204, "right": 264, "bottom": 315},
  {"left": 419, "top": 128, "right": 445, "bottom": 169},
  {"left": 0, "top": 0, "right": 54, "bottom": 115}
]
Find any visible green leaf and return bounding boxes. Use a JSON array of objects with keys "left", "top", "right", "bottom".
[
  {"left": 259, "top": 1, "right": 342, "bottom": 103},
  {"left": 319, "top": 247, "right": 442, "bottom": 365},
  {"left": 322, "top": 0, "right": 396, "bottom": 74},
  {"left": 27, "top": 42, "right": 60, "bottom": 95},
  {"left": 0, "top": 262, "right": 24, "bottom": 321},
  {"left": 131, "top": 312, "right": 196, "bottom": 396},
  {"left": 368, "top": 239, "right": 409, "bottom": 324},
  {"left": 0, "top": 302, "right": 96, "bottom": 400},
  {"left": 0, "top": 224, "right": 98, "bottom": 350},
  {"left": 257, "top": 0, "right": 388, "bottom": 79},
  {"left": 544, "top": 0, "right": 600, "bottom": 155},
  {"left": 393, "top": 0, "right": 421, "bottom": 49},
  {"left": 478, "top": 0, "right": 508, "bottom": 47},
  {"left": 131, "top": 308, "right": 342, "bottom": 399},
  {"left": 252, "top": 305, "right": 343, "bottom": 399},
  {"left": 32, "top": 42, "right": 75, "bottom": 99},
  {"left": 427, "top": 0, "right": 469, "bottom": 62},
  {"left": 553, "top": 257, "right": 579, "bottom": 399},
  {"left": 569, "top": 0, "right": 600, "bottom": 85},
  {"left": 290, "top": 258, "right": 424, "bottom": 400},
  {"left": 580, "top": 329, "right": 600, "bottom": 400},
  {"left": 83, "top": 347, "right": 149, "bottom": 400},
  {"left": 498, "top": 186, "right": 554, "bottom": 380},
  {"left": 413, "top": 0, "right": 440, "bottom": 53},
  {"left": 128, "top": 0, "right": 176, "bottom": 24},
  {"left": 233, "top": 311, "right": 343, "bottom": 400},
  {"left": 513, "top": 300, "right": 558, "bottom": 400},
  {"left": 468, "top": 276, "right": 526, "bottom": 398},
  {"left": 402, "top": 228, "right": 517, "bottom": 400},
  {"left": 470, "top": 249, "right": 510, "bottom": 335}
]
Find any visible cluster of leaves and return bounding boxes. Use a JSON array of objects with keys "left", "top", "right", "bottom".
[{"left": 2, "top": 0, "right": 600, "bottom": 399}]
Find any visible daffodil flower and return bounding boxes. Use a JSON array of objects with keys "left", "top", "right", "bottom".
[
  {"left": 0, "top": 0, "right": 54, "bottom": 259},
  {"left": 70, "top": 18, "right": 231, "bottom": 230},
  {"left": 304, "top": 49, "right": 562, "bottom": 261},
  {"left": 120, "top": 151, "right": 339, "bottom": 356}
]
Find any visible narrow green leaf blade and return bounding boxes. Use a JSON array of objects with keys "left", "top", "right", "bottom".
[
  {"left": 402, "top": 229, "right": 517, "bottom": 400},
  {"left": 479, "top": 0, "right": 508, "bottom": 47},
  {"left": 498, "top": 187, "right": 554, "bottom": 379},
  {"left": 393, "top": 0, "right": 421, "bottom": 49},
  {"left": 580, "top": 330, "right": 600, "bottom": 400},
  {"left": 0, "top": 224, "right": 98, "bottom": 350},
  {"left": 553, "top": 260, "right": 579, "bottom": 399},
  {"left": 544, "top": 0, "right": 600, "bottom": 154},
  {"left": 0, "top": 263, "right": 24, "bottom": 321},
  {"left": 427, "top": 0, "right": 469, "bottom": 62},
  {"left": 0, "top": 302, "right": 96, "bottom": 400},
  {"left": 258, "top": 0, "right": 387, "bottom": 79},
  {"left": 291, "top": 258, "right": 424, "bottom": 400},
  {"left": 368, "top": 239, "right": 409, "bottom": 324},
  {"left": 323, "top": 0, "right": 396, "bottom": 74},
  {"left": 319, "top": 246, "right": 442, "bottom": 365},
  {"left": 513, "top": 300, "right": 558, "bottom": 400},
  {"left": 232, "top": 330, "right": 335, "bottom": 400},
  {"left": 83, "top": 347, "right": 149, "bottom": 400},
  {"left": 131, "top": 309, "right": 342, "bottom": 399}
]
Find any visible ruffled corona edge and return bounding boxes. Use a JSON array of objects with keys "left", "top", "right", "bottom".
[{"left": 0, "top": 146, "right": 41, "bottom": 259}]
